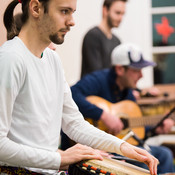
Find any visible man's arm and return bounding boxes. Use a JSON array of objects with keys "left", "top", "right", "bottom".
[
  {"left": 81, "top": 31, "right": 103, "bottom": 77},
  {"left": 71, "top": 73, "right": 124, "bottom": 134},
  {"left": 62, "top": 83, "right": 158, "bottom": 175}
]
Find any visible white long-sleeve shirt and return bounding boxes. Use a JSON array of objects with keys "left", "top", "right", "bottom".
[{"left": 0, "top": 37, "right": 124, "bottom": 174}]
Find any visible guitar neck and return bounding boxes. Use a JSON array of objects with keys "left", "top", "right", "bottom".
[{"left": 124, "top": 113, "right": 175, "bottom": 128}]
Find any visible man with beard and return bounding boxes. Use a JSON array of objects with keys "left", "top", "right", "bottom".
[
  {"left": 81, "top": 0, "right": 127, "bottom": 78},
  {"left": 0, "top": 0, "right": 158, "bottom": 174}
]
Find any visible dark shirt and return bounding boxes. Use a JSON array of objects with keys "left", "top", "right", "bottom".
[
  {"left": 81, "top": 27, "right": 121, "bottom": 78},
  {"left": 71, "top": 68, "right": 135, "bottom": 121}
]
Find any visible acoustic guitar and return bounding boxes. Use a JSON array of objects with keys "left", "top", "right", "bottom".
[{"left": 85, "top": 96, "right": 175, "bottom": 145}]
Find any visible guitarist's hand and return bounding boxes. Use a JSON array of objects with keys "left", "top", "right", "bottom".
[
  {"left": 155, "top": 118, "right": 174, "bottom": 134},
  {"left": 101, "top": 111, "right": 124, "bottom": 135},
  {"left": 120, "top": 142, "right": 158, "bottom": 175}
]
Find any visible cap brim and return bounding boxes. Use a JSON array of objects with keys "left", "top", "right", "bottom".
[{"left": 129, "top": 60, "right": 156, "bottom": 69}]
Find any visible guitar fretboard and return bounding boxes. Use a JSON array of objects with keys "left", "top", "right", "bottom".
[{"left": 127, "top": 112, "right": 175, "bottom": 128}]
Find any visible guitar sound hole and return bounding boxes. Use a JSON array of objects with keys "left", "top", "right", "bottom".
[{"left": 120, "top": 118, "right": 129, "bottom": 129}]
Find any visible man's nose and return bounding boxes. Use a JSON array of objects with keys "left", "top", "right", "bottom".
[
  {"left": 139, "top": 70, "right": 143, "bottom": 78},
  {"left": 66, "top": 15, "right": 75, "bottom": 27}
]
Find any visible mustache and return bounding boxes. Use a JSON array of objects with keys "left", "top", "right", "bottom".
[{"left": 59, "top": 27, "right": 70, "bottom": 32}]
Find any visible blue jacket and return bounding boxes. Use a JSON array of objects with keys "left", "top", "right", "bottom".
[{"left": 71, "top": 68, "right": 135, "bottom": 121}]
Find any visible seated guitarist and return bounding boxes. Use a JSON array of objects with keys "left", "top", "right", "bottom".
[{"left": 61, "top": 43, "right": 175, "bottom": 174}]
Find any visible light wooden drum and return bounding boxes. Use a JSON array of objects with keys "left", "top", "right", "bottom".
[
  {"left": 137, "top": 94, "right": 175, "bottom": 116},
  {"left": 68, "top": 157, "right": 150, "bottom": 175}
]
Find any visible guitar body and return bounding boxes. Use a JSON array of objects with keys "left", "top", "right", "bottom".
[{"left": 86, "top": 96, "right": 145, "bottom": 145}]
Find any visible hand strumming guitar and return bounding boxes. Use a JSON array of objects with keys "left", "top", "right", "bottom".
[{"left": 101, "top": 110, "right": 124, "bottom": 135}]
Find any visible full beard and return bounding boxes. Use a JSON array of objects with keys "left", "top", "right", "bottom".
[
  {"left": 107, "top": 15, "right": 120, "bottom": 28},
  {"left": 49, "top": 33, "right": 64, "bottom": 45}
]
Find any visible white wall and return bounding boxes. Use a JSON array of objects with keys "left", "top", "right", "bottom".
[
  {"left": 115, "top": 0, "right": 153, "bottom": 89},
  {"left": 56, "top": 0, "right": 104, "bottom": 85},
  {"left": 57, "top": 0, "right": 154, "bottom": 89}
]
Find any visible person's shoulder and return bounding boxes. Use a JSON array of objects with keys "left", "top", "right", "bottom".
[
  {"left": 89, "top": 26, "right": 100, "bottom": 32},
  {"left": 93, "top": 68, "right": 110, "bottom": 74},
  {"left": 0, "top": 37, "right": 25, "bottom": 63},
  {"left": 89, "top": 69, "right": 110, "bottom": 80},
  {"left": 84, "top": 26, "right": 101, "bottom": 37},
  {"left": 73, "top": 69, "right": 110, "bottom": 89},
  {"left": 44, "top": 47, "right": 63, "bottom": 68},
  {"left": 44, "top": 47, "right": 59, "bottom": 58},
  {"left": 0, "top": 37, "right": 18, "bottom": 52}
]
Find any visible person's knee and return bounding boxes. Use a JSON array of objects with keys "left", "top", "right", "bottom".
[
  {"left": 150, "top": 145, "right": 174, "bottom": 165},
  {"left": 156, "top": 146, "right": 174, "bottom": 173},
  {"left": 160, "top": 146, "right": 173, "bottom": 160}
]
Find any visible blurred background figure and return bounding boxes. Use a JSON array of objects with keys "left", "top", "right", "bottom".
[{"left": 81, "top": 0, "right": 127, "bottom": 78}]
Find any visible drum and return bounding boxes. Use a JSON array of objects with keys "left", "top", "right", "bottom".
[
  {"left": 137, "top": 84, "right": 175, "bottom": 116},
  {"left": 68, "top": 157, "right": 150, "bottom": 175},
  {"left": 137, "top": 93, "right": 175, "bottom": 116}
]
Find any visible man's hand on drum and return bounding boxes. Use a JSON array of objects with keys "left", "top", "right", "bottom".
[
  {"left": 58, "top": 143, "right": 103, "bottom": 170},
  {"left": 120, "top": 142, "right": 158, "bottom": 175},
  {"left": 155, "top": 118, "right": 174, "bottom": 134}
]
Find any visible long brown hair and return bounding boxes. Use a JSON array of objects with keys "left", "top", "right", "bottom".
[{"left": 3, "top": 0, "right": 49, "bottom": 40}]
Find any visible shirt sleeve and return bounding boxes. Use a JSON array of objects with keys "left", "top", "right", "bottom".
[
  {"left": 0, "top": 53, "right": 61, "bottom": 170},
  {"left": 61, "top": 79, "right": 125, "bottom": 155},
  {"left": 127, "top": 89, "right": 137, "bottom": 102}
]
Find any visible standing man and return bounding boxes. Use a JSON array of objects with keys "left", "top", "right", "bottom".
[
  {"left": 81, "top": 0, "right": 127, "bottom": 77},
  {"left": 71, "top": 43, "right": 175, "bottom": 174},
  {"left": 0, "top": 0, "right": 158, "bottom": 175}
]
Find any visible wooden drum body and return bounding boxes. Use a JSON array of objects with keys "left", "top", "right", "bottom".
[
  {"left": 137, "top": 84, "right": 175, "bottom": 116},
  {"left": 137, "top": 94, "right": 175, "bottom": 116},
  {"left": 68, "top": 157, "right": 150, "bottom": 175}
]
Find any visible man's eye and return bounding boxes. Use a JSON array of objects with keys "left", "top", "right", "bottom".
[{"left": 61, "top": 10, "right": 69, "bottom": 14}]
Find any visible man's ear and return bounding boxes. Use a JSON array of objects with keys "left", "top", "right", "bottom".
[
  {"left": 103, "top": 6, "right": 108, "bottom": 18},
  {"left": 115, "top": 65, "right": 125, "bottom": 76},
  {"left": 29, "top": 0, "right": 43, "bottom": 18}
]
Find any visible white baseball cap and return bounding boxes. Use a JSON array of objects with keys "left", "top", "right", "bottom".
[{"left": 111, "top": 43, "right": 156, "bottom": 69}]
